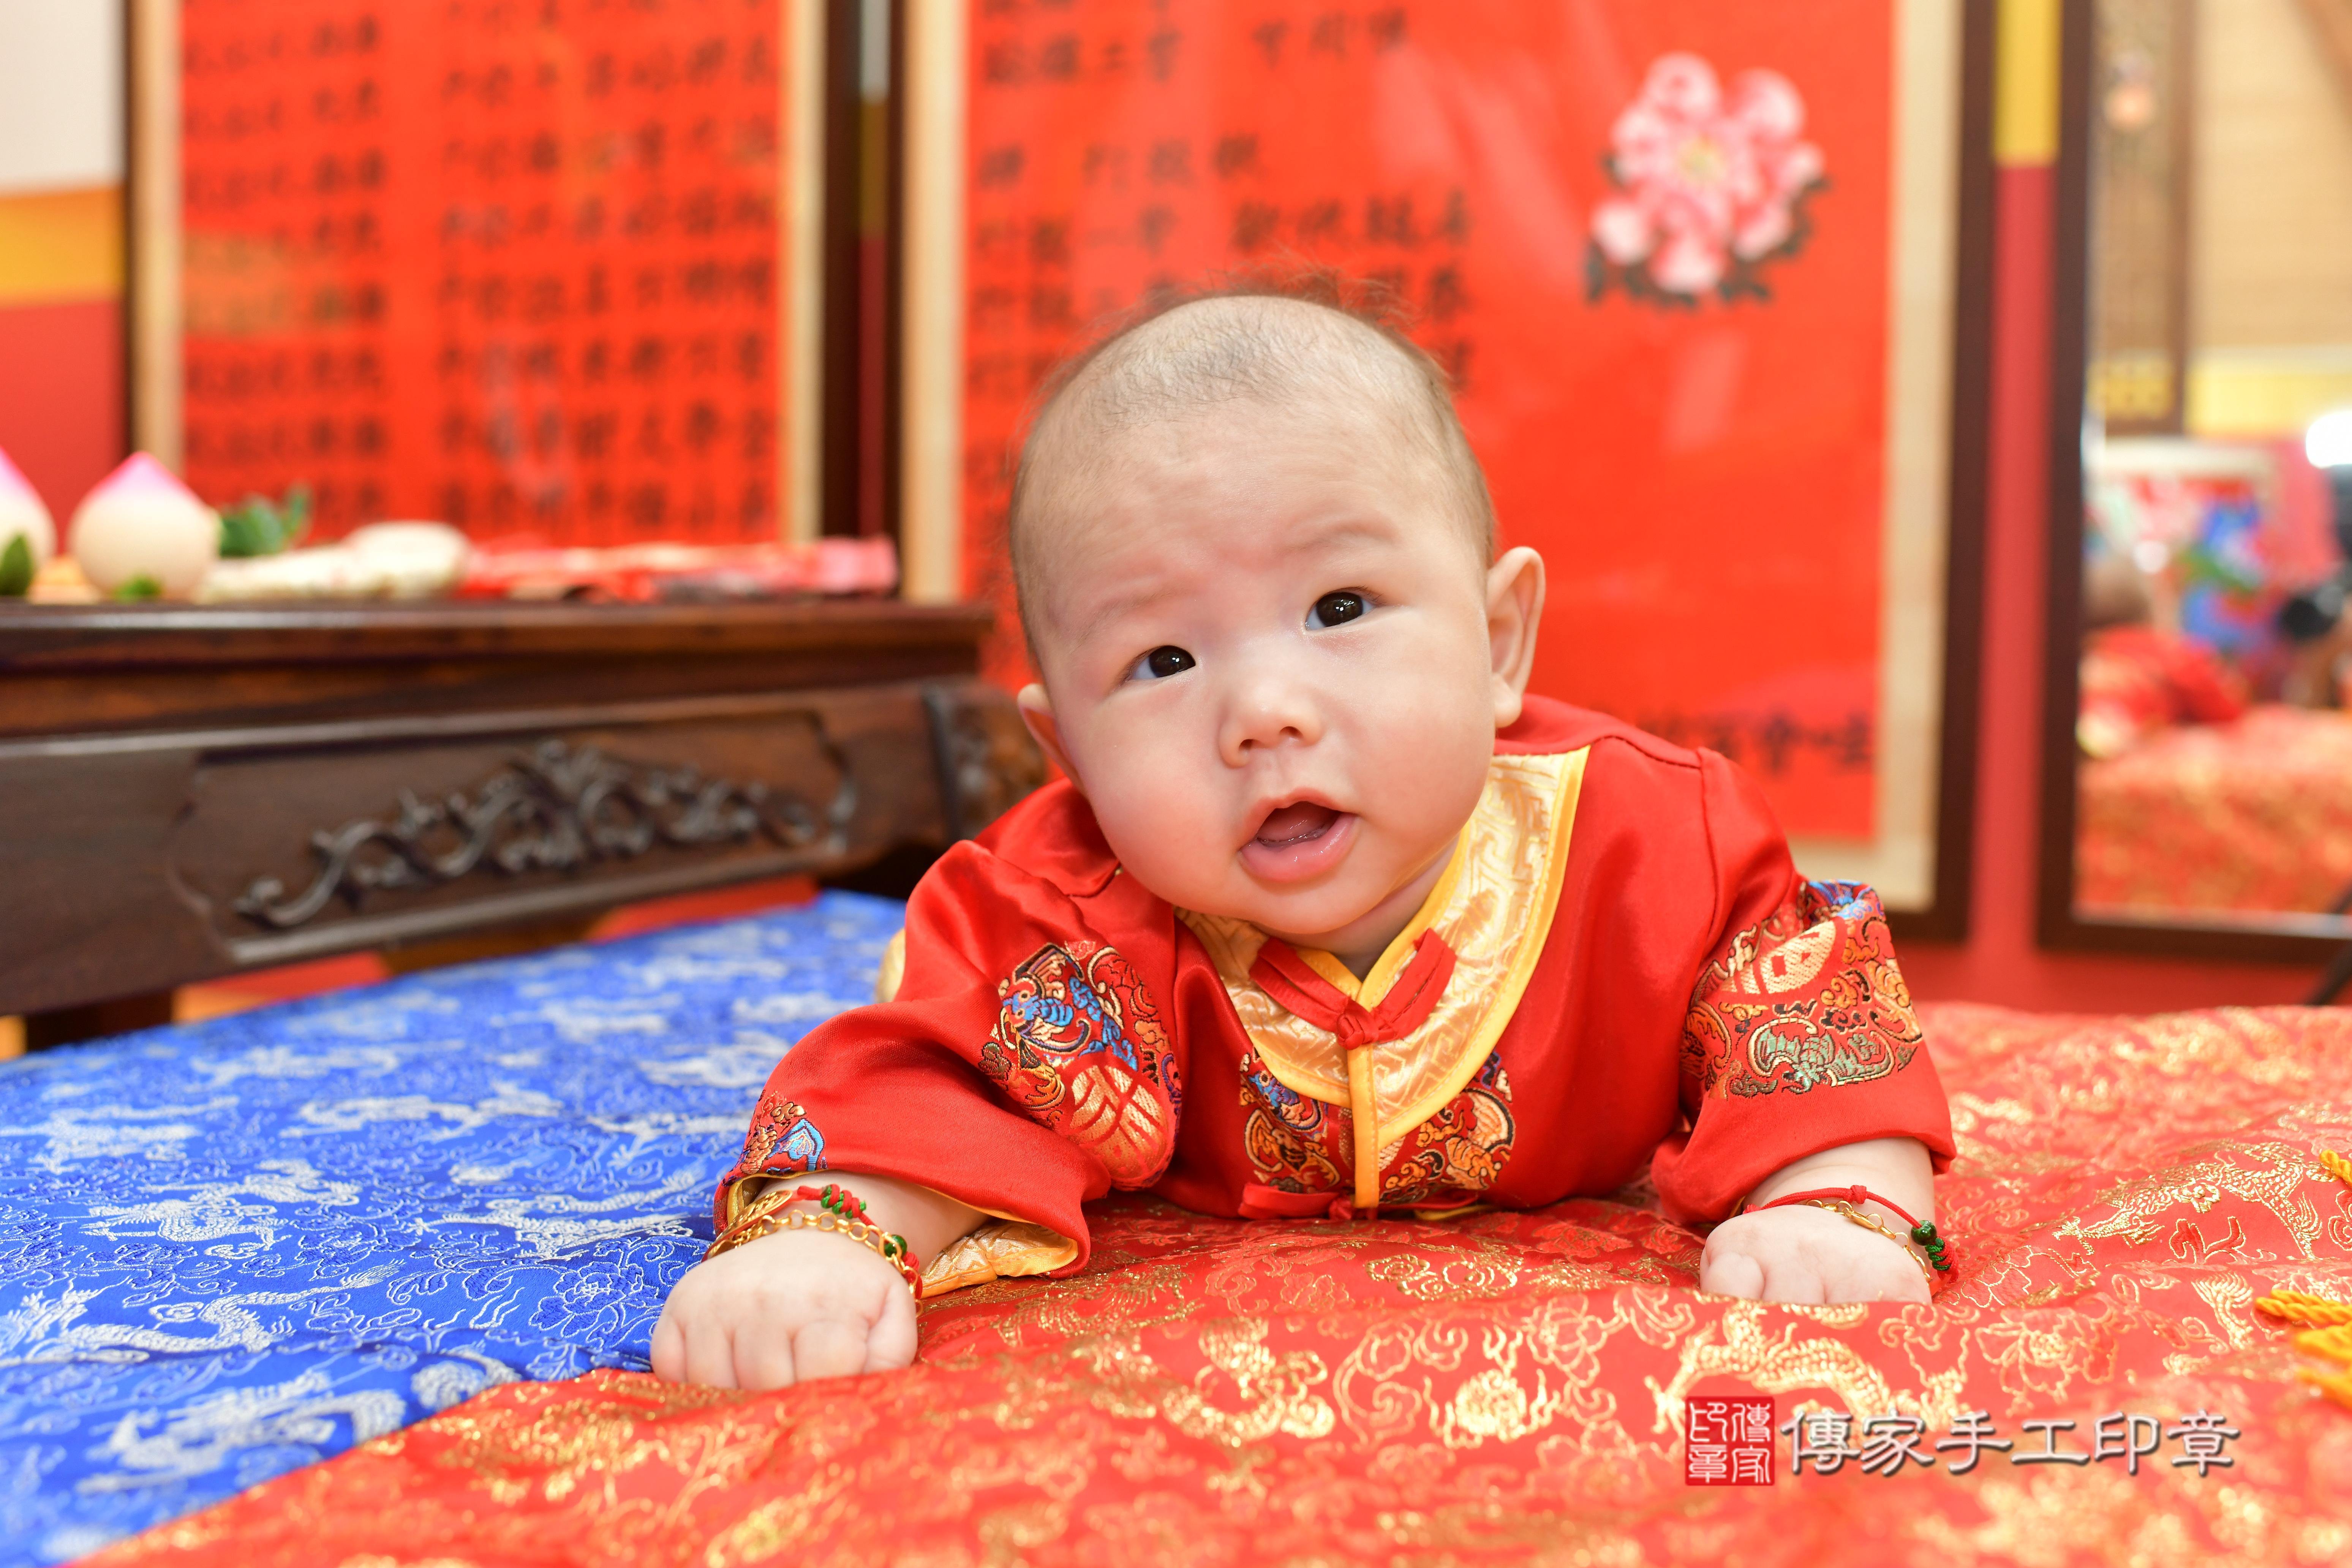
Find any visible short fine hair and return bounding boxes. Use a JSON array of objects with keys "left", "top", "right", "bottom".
[{"left": 1005, "top": 272, "right": 1495, "bottom": 654}]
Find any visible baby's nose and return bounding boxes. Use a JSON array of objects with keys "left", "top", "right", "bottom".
[{"left": 1220, "top": 674, "right": 1324, "bottom": 761}]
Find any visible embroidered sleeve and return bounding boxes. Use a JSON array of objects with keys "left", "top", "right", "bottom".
[
  {"left": 713, "top": 833, "right": 1186, "bottom": 1280},
  {"left": 1679, "top": 880, "right": 1923, "bottom": 1100},
  {"left": 981, "top": 940, "right": 1183, "bottom": 1186},
  {"left": 1650, "top": 753, "right": 1955, "bottom": 1225}
]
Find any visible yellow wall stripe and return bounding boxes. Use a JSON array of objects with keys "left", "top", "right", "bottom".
[
  {"left": 1995, "top": 0, "right": 2062, "bottom": 167},
  {"left": 0, "top": 184, "right": 123, "bottom": 307},
  {"left": 2186, "top": 357, "right": 2352, "bottom": 440}
]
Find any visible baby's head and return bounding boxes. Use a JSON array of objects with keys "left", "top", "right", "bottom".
[{"left": 1011, "top": 289, "right": 1545, "bottom": 955}]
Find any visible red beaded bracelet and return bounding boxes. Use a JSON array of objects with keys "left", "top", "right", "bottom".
[
  {"left": 705, "top": 1181, "right": 925, "bottom": 1299},
  {"left": 1746, "top": 1184, "right": 1953, "bottom": 1275}
]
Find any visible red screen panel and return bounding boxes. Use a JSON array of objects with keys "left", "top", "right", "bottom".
[{"left": 962, "top": 1, "right": 1897, "bottom": 838}]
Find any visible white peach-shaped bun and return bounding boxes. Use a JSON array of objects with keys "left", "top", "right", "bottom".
[
  {"left": 347, "top": 521, "right": 473, "bottom": 596},
  {"left": 69, "top": 452, "right": 220, "bottom": 596},
  {"left": 0, "top": 446, "right": 56, "bottom": 567}
]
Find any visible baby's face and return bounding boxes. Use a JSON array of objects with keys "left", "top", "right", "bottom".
[{"left": 1020, "top": 398, "right": 1534, "bottom": 949}]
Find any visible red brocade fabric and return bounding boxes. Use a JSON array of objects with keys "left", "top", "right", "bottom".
[
  {"left": 98, "top": 1002, "right": 2352, "bottom": 1566},
  {"left": 2077, "top": 704, "right": 2352, "bottom": 916}
]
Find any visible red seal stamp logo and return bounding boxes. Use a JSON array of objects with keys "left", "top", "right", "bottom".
[{"left": 1686, "top": 1396, "right": 1776, "bottom": 1485}]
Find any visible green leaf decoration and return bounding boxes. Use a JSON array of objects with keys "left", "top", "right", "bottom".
[
  {"left": 218, "top": 506, "right": 267, "bottom": 558},
  {"left": 217, "top": 483, "right": 315, "bottom": 558},
  {"left": 0, "top": 533, "right": 31, "bottom": 597},
  {"left": 112, "top": 574, "right": 163, "bottom": 602}
]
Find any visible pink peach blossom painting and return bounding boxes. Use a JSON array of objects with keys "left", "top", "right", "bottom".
[{"left": 1588, "top": 53, "right": 1827, "bottom": 305}]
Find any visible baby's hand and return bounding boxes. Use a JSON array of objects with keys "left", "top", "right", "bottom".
[
  {"left": 651, "top": 1225, "right": 918, "bottom": 1390},
  {"left": 1698, "top": 1203, "right": 1930, "bottom": 1305}
]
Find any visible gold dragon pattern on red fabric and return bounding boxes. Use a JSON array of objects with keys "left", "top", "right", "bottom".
[{"left": 98, "top": 1003, "right": 2352, "bottom": 1566}]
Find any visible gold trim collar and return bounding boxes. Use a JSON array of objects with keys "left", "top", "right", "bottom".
[{"left": 1180, "top": 748, "right": 1589, "bottom": 1205}]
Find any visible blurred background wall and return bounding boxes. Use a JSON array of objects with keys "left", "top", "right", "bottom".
[
  {"left": 2189, "top": 0, "right": 2352, "bottom": 435},
  {"left": 0, "top": 0, "right": 125, "bottom": 521},
  {"left": 1894, "top": 0, "right": 2322, "bottom": 1010},
  {"left": 0, "top": 0, "right": 2339, "bottom": 1016}
]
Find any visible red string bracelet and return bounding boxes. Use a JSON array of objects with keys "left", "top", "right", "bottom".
[{"left": 1746, "top": 1184, "right": 1953, "bottom": 1274}]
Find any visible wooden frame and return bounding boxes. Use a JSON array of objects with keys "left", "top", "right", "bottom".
[
  {"left": 126, "top": 0, "right": 838, "bottom": 545},
  {"left": 2084, "top": 0, "right": 2196, "bottom": 437},
  {"left": 125, "top": 0, "right": 177, "bottom": 474},
  {"left": 1767, "top": 0, "right": 1989, "bottom": 930},
  {"left": 1902, "top": 0, "right": 2000, "bottom": 942},
  {"left": 821, "top": 0, "right": 863, "bottom": 541},
  {"left": 2039, "top": 0, "right": 2352, "bottom": 964},
  {"left": 895, "top": 0, "right": 1996, "bottom": 936},
  {"left": 896, "top": 0, "right": 963, "bottom": 604}
]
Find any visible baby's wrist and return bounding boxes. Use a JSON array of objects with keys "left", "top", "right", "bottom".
[
  {"left": 737, "top": 1219, "right": 903, "bottom": 1276},
  {"left": 708, "top": 1181, "right": 925, "bottom": 1298},
  {"left": 1764, "top": 1196, "right": 1942, "bottom": 1288},
  {"left": 1743, "top": 1179, "right": 1947, "bottom": 1267}
]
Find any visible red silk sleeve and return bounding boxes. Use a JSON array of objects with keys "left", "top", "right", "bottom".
[
  {"left": 1649, "top": 750, "right": 1956, "bottom": 1225},
  {"left": 713, "top": 822, "right": 1185, "bottom": 1271}
]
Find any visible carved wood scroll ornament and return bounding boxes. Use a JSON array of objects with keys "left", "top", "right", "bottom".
[
  {"left": 924, "top": 684, "right": 1049, "bottom": 842},
  {"left": 233, "top": 737, "right": 857, "bottom": 931}
]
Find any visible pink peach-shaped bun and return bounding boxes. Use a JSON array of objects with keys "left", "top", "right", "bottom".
[
  {"left": 0, "top": 446, "right": 56, "bottom": 566},
  {"left": 69, "top": 452, "right": 219, "bottom": 596}
]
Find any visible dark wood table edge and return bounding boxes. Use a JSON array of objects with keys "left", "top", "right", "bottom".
[{"left": 0, "top": 597, "right": 997, "bottom": 670}]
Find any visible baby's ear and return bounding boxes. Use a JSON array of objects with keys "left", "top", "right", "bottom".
[
  {"left": 1486, "top": 546, "right": 1546, "bottom": 727},
  {"left": 1016, "top": 683, "right": 1083, "bottom": 793}
]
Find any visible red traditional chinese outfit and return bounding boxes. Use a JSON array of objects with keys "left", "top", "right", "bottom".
[{"left": 718, "top": 696, "right": 1954, "bottom": 1294}]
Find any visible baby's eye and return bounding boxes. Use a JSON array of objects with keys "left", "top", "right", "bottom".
[
  {"left": 1128, "top": 645, "right": 1196, "bottom": 681},
  {"left": 1307, "top": 591, "right": 1367, "bottom": 629}
]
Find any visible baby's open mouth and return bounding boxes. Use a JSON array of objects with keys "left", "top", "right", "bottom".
[
  {"left": 1240, "top": 799, "right": 1357, "bottom": 882},
  {"left": 1253, "top": 801, "right": 1342, "bottom": 847}
]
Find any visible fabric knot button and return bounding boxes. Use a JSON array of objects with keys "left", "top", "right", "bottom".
[{"left": 1249, "top": 928, "right": 1459, "bottom": 1049}]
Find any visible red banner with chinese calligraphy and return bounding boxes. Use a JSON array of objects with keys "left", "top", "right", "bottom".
[
  {"left": 961, "top": 1, "right": 1922, "bottom": 842},
  {"left": 179, "top": 0, "right": 792, "bottom": 547}
]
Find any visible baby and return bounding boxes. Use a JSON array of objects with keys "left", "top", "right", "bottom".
[{"left": 654, "top": 289, "right": 1954, "bottom": 1390}]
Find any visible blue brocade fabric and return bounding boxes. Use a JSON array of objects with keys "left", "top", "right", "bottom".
[{"left": 0, "top": 892, "right": 900, "bottom": 1566}]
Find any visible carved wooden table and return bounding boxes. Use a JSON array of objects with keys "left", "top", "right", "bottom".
[{"left": 0, "top": 601, "right": 1042, "bottom": 1042}]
